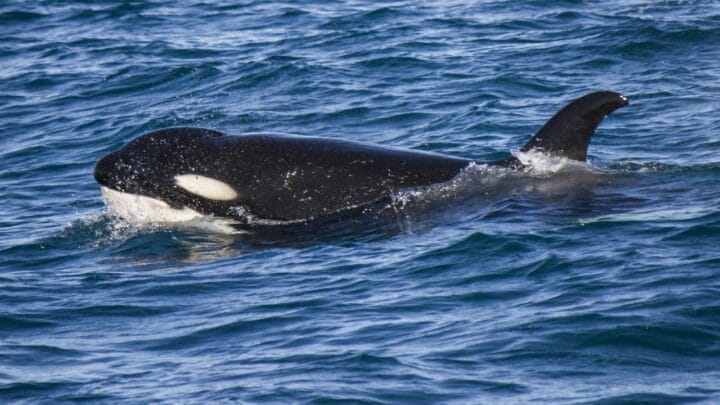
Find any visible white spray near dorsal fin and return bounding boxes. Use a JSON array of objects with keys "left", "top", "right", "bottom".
[{"left": 174, "top": 174, "right": 238, "bottom": 201}]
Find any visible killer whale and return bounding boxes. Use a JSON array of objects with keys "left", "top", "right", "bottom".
[{"left": 94, "top": 91, "right": 628, "bottom": 227}]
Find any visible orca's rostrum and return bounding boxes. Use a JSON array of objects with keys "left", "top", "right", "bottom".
[{"left": 94, "top": 91, "right": 628, "bottom": 228}]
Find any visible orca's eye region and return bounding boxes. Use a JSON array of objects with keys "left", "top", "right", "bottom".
[{"left": 174, "top": 174, "right": 238, "bottom": 201}]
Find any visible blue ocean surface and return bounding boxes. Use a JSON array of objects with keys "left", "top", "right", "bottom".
[{"left": 2, "top": 1, "right": 720, "bottom": 403}]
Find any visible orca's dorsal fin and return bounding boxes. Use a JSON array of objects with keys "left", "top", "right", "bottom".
[{"left": 519, "top": 91, "right": 628, "bottom": 161}]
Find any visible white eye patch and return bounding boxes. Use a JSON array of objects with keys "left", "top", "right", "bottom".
[{"left": 174, "top": 174, "right": 238, "bottom": 201}]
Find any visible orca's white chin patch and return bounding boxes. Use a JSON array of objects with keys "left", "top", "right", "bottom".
[
  {"left": 101, "top": 186, "right": 203, "bottom": 223},
  {"left": 100, "top": 187, "right": 241, "bottom": 234}
]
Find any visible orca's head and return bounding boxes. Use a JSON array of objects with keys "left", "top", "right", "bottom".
[{"left": 94, "top": 127, "right": 240, "bottom": 218}]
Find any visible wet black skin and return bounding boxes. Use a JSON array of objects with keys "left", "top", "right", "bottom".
[{"left": 94, "top": 91, "right": 628, "bottom": 222}]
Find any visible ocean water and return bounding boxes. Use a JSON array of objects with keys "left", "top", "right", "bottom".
[{"left": 2, "top": 0, "right": 720, "bottom": 403}]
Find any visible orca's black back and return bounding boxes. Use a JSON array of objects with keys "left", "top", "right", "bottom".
[{"left": 207, "top": 134, "right": 471, "bottom": 220}]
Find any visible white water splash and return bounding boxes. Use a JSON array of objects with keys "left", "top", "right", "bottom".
[{"left": 515, "top": 150, "right": 593, "bottom": 175}]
